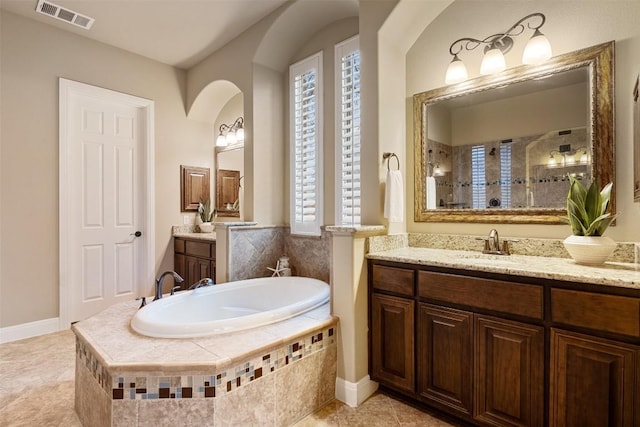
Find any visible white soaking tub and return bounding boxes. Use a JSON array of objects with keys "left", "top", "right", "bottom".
[{"left": 130, "top": 276, "right": 330, "bottom": 338}]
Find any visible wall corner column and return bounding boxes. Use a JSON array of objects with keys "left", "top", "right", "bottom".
[{"left": 327, "top": 225, "right": 386, "bottom": 407}]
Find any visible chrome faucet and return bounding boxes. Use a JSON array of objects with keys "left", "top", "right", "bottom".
[
  {"left": 488, "top": 229, "right": 500, "bottom": 252},
  {"left": 189, "top": 277, "right": 214, "bottom": 290},
  {"left": 154, "top": 271, "right": 184, "bottom": 301}
]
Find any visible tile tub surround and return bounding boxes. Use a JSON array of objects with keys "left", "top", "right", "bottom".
[
  {"left": 72, "top": 299, "right": 337, "bottom": 427},
  {"left": 223, "top": 225, "right": 331, "bottom": 282}
]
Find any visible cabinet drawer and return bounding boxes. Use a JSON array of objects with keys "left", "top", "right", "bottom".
[
  {"left": 418, "top": 271, "right": 543, "bottom": 319},
  {"left": 372, "top": 265, "right": 414, "bottom": 296},
  {"left": 551, "top": 289, "right": 640, "bottom": 337},
  {"left": 174, "top": 238, "right": 185, "bottom": 254},
  {"left": 185, "top": 240, "right": 211, "bottom": 258}
]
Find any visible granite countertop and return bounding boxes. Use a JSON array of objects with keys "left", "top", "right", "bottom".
[
  {"left": 367, "top": 247, "right": 640, "bottom": 290},
  {"left": 173, "top": 231, "right": 217, "bottom": 241}
]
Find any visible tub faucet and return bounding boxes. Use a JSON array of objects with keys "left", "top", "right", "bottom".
[
  {"left": 190, "top": 278, "right": 214, "bottom": 290},
  {"left": 154, "top": 271, "right": 184, "bottom": 301}
]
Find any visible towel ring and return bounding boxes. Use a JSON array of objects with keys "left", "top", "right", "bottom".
[{"left": 383, "top": 152, "right": 400, "bottom": 171}]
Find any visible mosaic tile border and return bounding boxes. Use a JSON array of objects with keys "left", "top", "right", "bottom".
[{"left": 76, "top": 326, "right": 335, "bottom": 401}]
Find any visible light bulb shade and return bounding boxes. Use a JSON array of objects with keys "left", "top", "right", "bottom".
[
  {"left": 226, "top": 131, "right": 237, "bottom": 145},
  {"left": 216, "top": 133, "right": 227, "bottom": 147},
  {"left": 547, "top": 155, "right": 557, "bottom": 167},
  {"left": 235, "top": 127, "right": 244, "bottom": 143},
  {"left": 445, "top": 55, "right": 468, "bottom": 84},
  {"left": 522, "top": 30, "right": 552, "bottom": 65},
  {"left": 480, "top": 48, "right": 506, "bottom": 75}
]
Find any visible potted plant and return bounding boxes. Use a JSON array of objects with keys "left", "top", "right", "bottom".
[
  {"left": 560, "top": 176, "right": 616, "bottom": 265},
  {"left": 197, "top": 198, "right": 216, "bottom": 233}
]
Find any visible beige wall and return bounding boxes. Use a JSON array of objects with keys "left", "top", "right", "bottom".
[
  {"left": 450, "top": 82, "right": 587, "bottom": 146},
  {"left": 0, "top": 11, "right": 214, "bottom": 327},
  {"left": 405, "top": 0, "right": 640, "bottom": 242}
]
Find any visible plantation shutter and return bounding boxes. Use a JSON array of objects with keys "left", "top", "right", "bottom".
[
  {"left": 290, "top": 52, "right": 323, "bottom": 236},
  {"left": 471, "top": 145, "right": 486, "bottom": 209},
  {"left": 335, "top": 36, "right": 361, "bottom": 225},
  {"left": 500, "top": 145, "right": 512, "bottom": 208}
]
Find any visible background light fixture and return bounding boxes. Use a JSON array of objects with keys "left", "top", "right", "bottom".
[
  {"left": 216, "top": 117, "right": 245, "bottom": 147},
  {"left": 445, "top": 12, "right": 552, "bottom": 84}
]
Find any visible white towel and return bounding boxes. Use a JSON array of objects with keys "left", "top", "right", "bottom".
[
  {"left": 384, "top": 170, "right": 404, "bottom": 222},
  {"left": 426, "top": 176, "right": 437, "bottom": 209}
]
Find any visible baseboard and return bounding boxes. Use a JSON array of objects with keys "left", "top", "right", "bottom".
[
  {"left": 0, "top": 317, "right": 61, "bottom": 344},
  {"left": 335, "top": 375, "right": 379, "bottom": 407}
]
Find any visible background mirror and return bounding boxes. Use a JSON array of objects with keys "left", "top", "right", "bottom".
[
  {"left": 426, "top": 67, "right": 589, "bottom": 210},
  {"left": 414, "top": 42, "right": 614, "bottom": 223},
  {"left": 216, "top": 147, "right": 243, "bottom": 218}
]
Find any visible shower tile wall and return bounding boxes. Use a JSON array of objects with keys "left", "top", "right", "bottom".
[
  {"left": 444, "top": 127, "right": 588, "bottom": 209},
  {"left": 228, "top": 226, "right": 331, "bottom": 283}
]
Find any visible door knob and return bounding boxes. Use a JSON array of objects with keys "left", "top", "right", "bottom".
[{"left": 130, "top": 231, "right": 142, "bottom": 237}]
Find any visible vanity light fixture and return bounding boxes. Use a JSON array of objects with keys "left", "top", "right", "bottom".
[
  {"left": 216, "top": 117, "right": 245, "bottom": 147},
  {"left": 548, "top": 146, "right": 588, "bottom": 167},
  {"left": 445, "top": 12, "right": 552, "bottom": 84}
]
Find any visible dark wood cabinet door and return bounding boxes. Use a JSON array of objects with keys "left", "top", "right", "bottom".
[
  {"left": 417, "top": 304, "right": 473, "bottom": 416},
  {"left": 474, "top": 315, "right": 544, "bottom": 427},
  {"left": 550, "top": 328, "right": 638, "bottom": 427},
  {"left": 185, "top": 256, "right": 198, "bottom": 288},
  {"left": 371, "top": 293, "right": 415, "bottom": 392},
  {"left": 196, "top": 257, "right": 211, "bottom": 282},
  {"left": 174, "top": 254, "right": 187, "bottom": 290}
]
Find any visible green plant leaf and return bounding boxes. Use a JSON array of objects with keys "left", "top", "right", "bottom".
[
  {"left": 584, "top": 180, "right": 602, "bottom": 223},
  {"left": 599, "top": 182, "right": 613, "bottom": 215},
  {"left": 568, "top": 176, "right": 587, "bottom": 207},
  {"left": 595, "top": 215, "right": 615, "bottom": 236},
  {"left": 584, "top": 212, "right": 611, "bottom": 236},
  {"left": 566, "top": 198, "right": 588, "bottom": 235}
]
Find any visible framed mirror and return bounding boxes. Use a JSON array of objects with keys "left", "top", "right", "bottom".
[
  {"left": 216, "top": 169, "right": 240, "bottom": 217},
  {"left": 215, "top": 145, "right": 244, "bottom": 218},
  {"left": 414, "top": 41, "right": 614, "bottom": 223}
]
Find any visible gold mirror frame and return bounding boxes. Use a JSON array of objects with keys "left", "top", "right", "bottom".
[{"left": 414, "top": 41, "right": 614, "bottom": 224}]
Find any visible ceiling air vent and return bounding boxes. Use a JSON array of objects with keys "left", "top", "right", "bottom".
[{"left": 35, "top": 0, "right": 95, "bottom": 30}]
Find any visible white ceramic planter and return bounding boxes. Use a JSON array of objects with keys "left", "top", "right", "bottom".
[
  {"left": 563, "top": 235, "right": 616, "bottom": 265},
  {"left": 199, "top": 222, "right": 214, "bottom": 233}
]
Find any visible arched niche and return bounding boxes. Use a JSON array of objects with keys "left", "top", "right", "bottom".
[{"left": 188, "top": 79, "right": 242, "bottom": 124}]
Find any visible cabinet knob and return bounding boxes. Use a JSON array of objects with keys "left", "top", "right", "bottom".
[{"left": 131, "top": 231, "right": 142, "bottom": 237}]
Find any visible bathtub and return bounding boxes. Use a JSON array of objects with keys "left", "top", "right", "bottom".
[{"left": 130, "top": 276, "right": 330, "bottom": 338}]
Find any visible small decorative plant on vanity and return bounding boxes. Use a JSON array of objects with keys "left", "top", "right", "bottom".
[
  {"left": 561, "top": 176, "right": 616, "bottom": 265},
  {"left": 197, "top": 198, "right": 216, "bottom": 233}
]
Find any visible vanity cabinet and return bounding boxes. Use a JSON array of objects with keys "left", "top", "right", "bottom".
[
  {"left": 368, "top": 260, "right": 640, "bottom": 427},
  {"left": 370, "top": 265, "right": 415, "bottom": 392},
  {"left": 174, "top": 237, "right": 216, "bottom": 289}
]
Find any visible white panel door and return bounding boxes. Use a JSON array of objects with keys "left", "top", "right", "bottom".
[{"left": 67, "top": 91, "right": 144, "bottom": 321}]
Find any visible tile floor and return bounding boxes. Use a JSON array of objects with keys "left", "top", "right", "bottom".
[{"left": 0, "top": 330, "right": 458, "bottom": 426}]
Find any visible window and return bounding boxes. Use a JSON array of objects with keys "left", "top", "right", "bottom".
[
  {"left": 290, "top": 52, "right": 323, "bottom": 236},
  {"left": 500, "top": 145, "right": 512, "bottom": 208},
  {"left": 335, "top": 36, "right": 361, "bottom": 226},
  {"left": 471, "top": 145, "right": 486, "bottom": 209}
]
